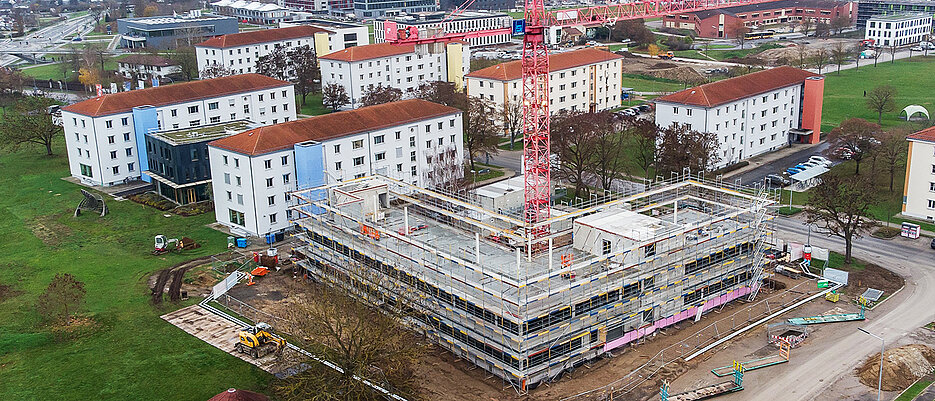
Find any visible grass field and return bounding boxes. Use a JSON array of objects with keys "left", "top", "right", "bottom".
[
  {"left": 0, "top": 145, "right": 271, "bottom": 400},
  {"left": 622, "top": 73, "right": 687, "bottom": 93},
  {"left": 895, "top": 380, "right": 934, "bottom": 401},
  {"left": 297, "top": 93, "right": 331, "bottom": 116},
  {"left": 20, "top": 57, "right": 121, "bottom": 82},
  {"left": 821, "top": 56, "right": 935, "bottom": 133}
]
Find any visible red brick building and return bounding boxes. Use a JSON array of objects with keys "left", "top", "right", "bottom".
[{"left": 663, "top": 0, "right": 856, "bottom": 38}]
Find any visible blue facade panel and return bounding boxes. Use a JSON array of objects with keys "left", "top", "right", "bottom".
[
  {"left": 132, "top": 106, "right": 158, "bottom": 183},
  {"left": 294, "top": 142, "right": 326, "bottom": 215}
]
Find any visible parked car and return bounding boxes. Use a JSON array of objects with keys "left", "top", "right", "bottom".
[
  {"left": 832, "top": 146, "right": 854, "bottom": 160},
  {"left": 71, "top": 36, "right": 82, "bottom": 42},
  {"left": 621, "top": 108, "right": 637, "bottom": 116},
  {"left": 637, "top": 104, "right": 653, "bottom": 113},
  {"left": 765, "top": 174, "right": 791, "bottom": 187},
  {"left": 931, "top": 237, "right": 935, "bottom": 250},
  {"left": 911, "top": 45, "right": 924, "bottom": 52},
  {"left": 808, "top": 155, "right": 832, "bottom": 166},
  {"left": 786, "top": 167, "right": 803, "bottom": 175}
]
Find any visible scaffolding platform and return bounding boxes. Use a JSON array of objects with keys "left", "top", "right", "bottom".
[
  {"left": 786, "top": 307, "right": 865, "bottom": 325},
  {"left": 711, "top": 355, "right": 786, "bottom": 376}
]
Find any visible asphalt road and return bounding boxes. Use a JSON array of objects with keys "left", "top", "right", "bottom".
[
  {"left": 1, "top": 13, "right": 98, "bottom": 66},
  {"left": 731, "top": 142, "right": 831, "bottom": 187},
  {"left": 726, "top": 217, "right": 935, "bottom": 401}
]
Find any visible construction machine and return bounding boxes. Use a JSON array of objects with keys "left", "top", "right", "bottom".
[
  {"left": 235, "top": 322, "right": 286, "bottom": 358},
  {"left": 153, "top": 235, "right": 199, "bottom": 255},
  {"left": 658, "top": 51, "right": 675, "bottom": 60}
]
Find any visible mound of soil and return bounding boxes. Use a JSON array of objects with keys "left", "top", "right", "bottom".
[
  {"left": 849, "top": 261, "right": 904, "bottom": 300},
  {"left": 649, "top": 66, "right": 705, "bottom": 84},
  {"left": 650, "top": 62, "right": 678, "bottom": 69},
  {"left": 857, "top": 344, "right": 935, "bottom": 391}
]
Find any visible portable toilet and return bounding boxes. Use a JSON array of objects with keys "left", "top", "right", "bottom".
[{"left": 236, "top": 238, "right": 248, "bottom": 248}]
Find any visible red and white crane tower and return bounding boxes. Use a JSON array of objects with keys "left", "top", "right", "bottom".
[{"left": 383, "top": 0, "right": 776, "bottom": 243}]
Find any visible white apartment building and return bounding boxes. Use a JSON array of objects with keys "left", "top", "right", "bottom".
[
  {"left": 207, "top": 99, "right": 463, "bottom": 237},
  {"left": 865, "top": 13, "right": 933, "bottom": 47},
  {"left": 196, "top": 24, "right": 367, "bottom": 76},
  {"left": 373, "top": 11, "right": 513, "bottom": 47},
  {"left": 466, "top": 48, "right": 624, "bottom": 119},
  {"left": 903, "top": 127, "right": 935, "bottom": 220},
  {"left": 210, "top": 0, "right": 291, "bottom": 25},
  {"left": 117, "top": 54, "right": 181, "bottom": 80},
  {"left": 61, "top": 74, "right": 296, "bottom": 187},
  {"left": 654, "top": 67, "right": 824, "bottom": 169},
  {"left": 320, "top": 42, "right": 470, "bottom": 109}
]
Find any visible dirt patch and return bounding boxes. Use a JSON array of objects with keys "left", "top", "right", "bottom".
[
  {"left": 0, "top": 283, "right": 22, "bottom": 303},
  {"left": 843, "top": 261, "right": 904, "bottom": 301},
  {"left": 149, "top": 256, "right": 214, "bottom": 305},
  {"left": 857, "top": 344, "right": 935, "bottom": 391},
  {"left": 129, "top": 192, "right": 175, "bottom": 211},
  {"left": 28, "top": 214, "right": 72, "bottom": 247}
]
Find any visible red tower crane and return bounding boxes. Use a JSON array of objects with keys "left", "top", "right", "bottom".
[{"left": 383, "top": 0, "right": 777, "bottom": 243}]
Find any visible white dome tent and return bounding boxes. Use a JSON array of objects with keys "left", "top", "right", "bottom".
[{"left": 901, "top": 105, "right": 930, "bottom": 121}]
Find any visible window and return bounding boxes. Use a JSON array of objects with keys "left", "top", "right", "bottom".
[
  {"left": 929, "top": 182, "right": 935, "bottom": 192},
  {"left": 188, "top": 105, "right": 199, "bottom": 114},
  {"left": 673, "top": 107, "right": 679, "bottom": 114},
  {"left": 426, "top": 140, "right": 432, "bottom": 149},
  {"left": 170, "top": 109, "right": 177, "bottom": 117},
  {"left": 226, "top": 191, "right": 232, "bottom": 201},
  {"left": 124, "top": 133, "right": 131, "bottom": 141},
  {"left": 223, "top": 155, "right": 229, "bottom": 165},
  {"left": 264, "top": 159, "right": 272, "bottom": 169},
  {"left": 106, "top": 120, "right": 113, "bottom": 128},
  {"left": 128, "top": 162, "right": 134, "bottom": 172},
  {"left": 121, "top": 117, "right": 129, "bottom": 126},
  {"left": 281, "top": 155, "right": 288, "bottom": 165},
  {"left": 269, "top": 213, "right": 277, "bottom": 224},
  {"left": 425, "top": 124, "right": 431, "bottom": 133},
  {"left": 189, "top": 120, "right": 200, "bottom": 127},
  {"left": 79, "top": 164, "right": 92, "bottom": 177},
  {"left": 410, "top": 136, "right": 416, "bottom": 147},
  {"left": 283, "top": 173, "right": 290, "bottom": 184},
  {"left": 236, "top": 176, "right": 242, "bottom": 186},
  {"left": 353, "top": 156, "right": 364, "bottom": 166},
  {"left": 410, "top": 151, "right": 416, "bottom": 162},
  {"left": 208, "top": 102, "right": 219, "bottom": 110},
  {"left": 375, "top": 152, "right": 386, "bottom": 161},
  {"left": 686, "top": 109, "right": 693, "bottom": 116},
  {"left": 234, "top": 158, "right": 240, "bottom": 168},
  {"left": 125, "top": 148, "right": 132, "bottom": 157},
  {"left": 112, "top": 166, "right": 119, "bottom": 175},
  {"left": 352, "top": 139, "right": 363, "bottom": 149},
  {"left": 258, "top": 94, "right": 264, "bottom": 101},
  {"left": 210, "top": 116, "right": 221, "bottom": 123},
  {"left": 244, "top": 105, "right": 250, "bottom": 114},
  {"left": 266, "top": 177, "right": 274, "bottom": 187},
  {"left": 449, "top": 119, "right": 455, "bottom": 127},
  {"left": 229, "top": 209, "right": 245, "bottom": 226},
  {"left": 929, "top": 200, "right": 935, "bottom": 209},
  {"left": 374, "top": 134, "right": 385, "bottom": 144},
  {"left": 224, "top": 173, "right": 231, "bottom": 184},
  {"left": 110, "top": 150, "right": 117, "bottom": 159},
  {"left": 644, "top": 243, "right": 656, "bottom": 257},
  {"left": 602, "top": 239, "right": 611, "bottom": 255},
  {"left": 268, "top": 195, "right": 276, "bottom": 206}
]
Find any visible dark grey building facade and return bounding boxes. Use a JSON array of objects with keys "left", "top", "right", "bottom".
[{"left": 118, "top": 12, "right": 238, "bottom": 49}]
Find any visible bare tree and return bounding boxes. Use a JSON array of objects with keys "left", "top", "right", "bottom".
[
  {"left": 865, "top": 85, "right": 897, "bottom": 124},
  {"left": 826, "top": 118, "right": 881, "bottom": 175},
  {"left": 800, "top": 17, "right": 814, "bottom": 36},
  {"left": 810, "top": 48, "right": 830, "bottom": 74},
  {"left": 360, "top": 84, "right": 403, "bottom": 107},
  {"left": 552, "top": 111, "right": 597, "bottom": 197},
  {"left": 831, "top": 42, "right": 851, "bottom": 74},
  {"left": 815, "top": 21, "right": 830, "bottom": 37},
  {"left": 199, "top": 64, "right": 233, "bottom": 79},
  {"left": 425, "top": 145, "right": 466, "bottom": 191},
  {"left": 273, "top": 285, "right": 423, "bottom": 401},
  {"left": 876, "top": 128, "right": 908, "bottom": 191},
  {"left": 831, "top": 15, "right": 851, "bottom": 35},
  {"left": 888, "top": 45, "right": 898, "bottom": 64},
  {"left": 256, "top": 44, "right": 290, "bottom": 81},
  {"left": 628, "top": 117, "right": 660, "bottom": 177},
  {"left": 288, "top": 45, "right": 321, "bottom": 107},
  {"left": 872, "top": 45, "right": 883, "bottom": 67},
  {"left": 730, "top": 20, "right": 751, "bottom": 49},
  {"left": 656, "top": 123, "right": 721, "bottom": 174},
  {"left": 590, "top": 112, "right": 628, "bottom": 191},
  {"left": 411, "top": 81, "right": 465, "bottom": 109},
  {"left": 0, "top": 96, "right": 63, "bottom": 156},
  {"left": 36, "top": 273, "right": 86, "bottom": 326},
  {"left": 795, "top": 44, "right": 811, "bottom": 69},
  {"left": 805, "top": 175, "right": 878, "bottom": 265},
  {"left": 501, "top": 99, "right": 523, "bottom": 151},
  {"left": 170, "top": 47, "right": 198, "bottom": 81},
  {"left": 462, "top": 96, "right": 500, "bottom": 171},
  {"left": 322, "top": 83, "right": 349, "bottom": 111}
]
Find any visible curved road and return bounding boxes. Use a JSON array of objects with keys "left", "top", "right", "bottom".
[{"left": 728, "top": 217, "right": 935, "bottom": 400}]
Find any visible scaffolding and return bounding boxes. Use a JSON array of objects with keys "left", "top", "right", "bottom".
[{"left": 289, "top": 173, "right": 777, "bottom": 392}]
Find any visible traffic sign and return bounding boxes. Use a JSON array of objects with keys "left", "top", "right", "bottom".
[{"left": 512, "top": 19, "right": 526, "bottom": 35}]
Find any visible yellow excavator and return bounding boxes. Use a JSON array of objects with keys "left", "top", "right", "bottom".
[{"left": 235, "top": 322, "right": 286, "bottom": 358}]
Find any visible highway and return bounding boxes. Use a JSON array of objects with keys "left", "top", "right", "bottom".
[
  {"left": 1, "top": 13, "right": 99, "bottom": 67},
  {"left": 725, "top": 216, "right": 935, "bottom": 400}
]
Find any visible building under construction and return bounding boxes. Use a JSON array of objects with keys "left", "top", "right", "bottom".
[{"left": 290, "top": 174, "right": 775, "bottom": 390}]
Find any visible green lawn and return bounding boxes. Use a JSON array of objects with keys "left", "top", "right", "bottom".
[
  {"left": 821, "top": 56, "right": 935, "bottom": 133},
  {"left": 895, "top": 380, "right": 933, "bottom": 401},
  {"left": 622, "top": 73, "right": 687, "bottom": 93},
  {"left": 296, "top": 93, "right": 331, "bottom": 116},
  {"left": 20, "top": 57, "right": 120, "bottom": 82},
  {"left": 0, "top": 145, "right": 271, "bottom": 400}
]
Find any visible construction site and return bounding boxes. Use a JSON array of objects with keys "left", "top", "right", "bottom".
[{"left": 288, "top": 173, "right": 776, "bottom": 391}]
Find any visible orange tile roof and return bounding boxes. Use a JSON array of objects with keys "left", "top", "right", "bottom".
[
  {"left": 196, "top": 25, "right": 330, "bottom": 48},
  {"left": 320, "top": 43, "right": 416, "bottom": 62},
  {"left": 209, "top": 99, "right": 461, "bottom": 155},
  {"left": 62, "top": 74, "right": 291, "bottom": 117},
  {"left": 465, "top": 48, "right": 624, "bottom": 81},
  {"left": 908, "top": 126, "right": 935, "bottom": 143},
  {"left": 656, "top": 66, "right": 819, "bottom": 107}
]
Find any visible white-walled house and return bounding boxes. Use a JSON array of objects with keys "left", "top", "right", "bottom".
[
  {"left": 207, "top": 99, "right": 463, "bottom": 237},
  {"left": 195, "top": 25, "right": 364, "bottom": 76},
  {"left": 654, "top": 66, "right": 825, "bottom": 168},
  {"left": 903, "top": 127, "right": 935, "bottom": 220},
  {"left": 465, "top": 48, "right": 624, "bottom": 119},
  {"left": 61, "top": 74, "right": 295, "bottom": 187},
  {"left": 319, "top": 42, "right": 470, "bottom": 109},
  {"left": 117, "top": 54, "right": 181, "bottom": 80},
  {"left": 865, "top": 13, "right": 932, "bottom": 47}
]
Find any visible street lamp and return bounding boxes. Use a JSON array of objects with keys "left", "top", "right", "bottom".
[{"left": 858, "top": 327, "right": 885, "bottom": 401}]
